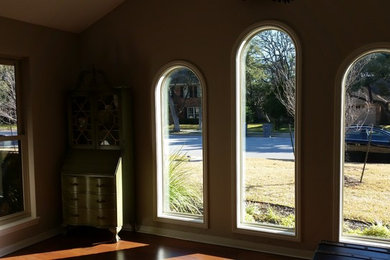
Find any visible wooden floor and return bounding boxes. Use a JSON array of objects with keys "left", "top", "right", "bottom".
[{"left": 4, "top": 227, "right": 301, "bottom": 260}]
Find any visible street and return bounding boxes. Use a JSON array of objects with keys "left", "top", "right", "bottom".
[
  {"left": 169, "top": 134, "right": 294, "bottom": 161},
  {"left": 0, "top": 130, "right": 18, "bottom": 147}
]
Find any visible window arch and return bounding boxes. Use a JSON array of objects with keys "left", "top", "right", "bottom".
[
  {"left": 340, "top": 49, "right": 390, "bottom": 246},
  {"left": 154, "top": 61, "right": 207, "bottom": 226},
  {"left": 235, "top": 23, "right": 300, "bottom": 236}
]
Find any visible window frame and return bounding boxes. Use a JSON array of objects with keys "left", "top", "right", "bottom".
[
  {"left": 233, "top": 21, "right": 301, "bottom": 240},
  {"left": 337, "top": 48, "right": 390, "bottom": 248},
  {"left": 0, "top": 58, "right": 35, "bottom": 231},
  {"left": 187, "top": 107, "right": 200, "bottom": 119},
  {"left": 153, "top": 60, "right": 208, "bottom": 228}
]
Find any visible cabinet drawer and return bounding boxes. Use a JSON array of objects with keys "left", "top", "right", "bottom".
[
  {"left": 88, "top": 177, "right": 115, "bottom": 194},
  {"left": 62, "top": 192, "right": 87, "bottom": 208},
  {"left": 63, "top": 207, "right": 88, "bottom": 226},
  {"left": 62, "top": 176, "right": 87, "bottom": 193},
  {"left": 87, "top": 209, "right": 116, "bottom": 227},
  {"left": 63, "top": 193, "right": 115, "bottom": 210},
  {"left": 87, "top": 194, "right": 116, "bottom": 209}
]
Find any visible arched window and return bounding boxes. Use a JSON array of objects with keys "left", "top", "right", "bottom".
[
  {"left": 341, "top": 50, "right": 390, "bottom": 245},
  {"left": 154, "top": 62, "right": 207, "bottom": 225},
  {"left": 236, "top": 25, "right": 299, "bottom": 236}
]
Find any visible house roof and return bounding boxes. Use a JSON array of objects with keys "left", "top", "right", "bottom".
[{"left": 0, "top": 0, "right": 124, "bottom": 33}]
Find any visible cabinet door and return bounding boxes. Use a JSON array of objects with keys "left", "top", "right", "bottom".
[
  {"left": 96, "top": 93, "right": 121, "bottom": 149},
  {"left": 69, "top": 95, "right": 94, "bottom": 148}
]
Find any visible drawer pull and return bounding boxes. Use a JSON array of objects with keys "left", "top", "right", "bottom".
[
  {"left": 97, "top": 216, "right": 106, "bottom": 220},
  {"left": 71, "top": 183, "right": 78, "bottom": 186},
  {"left": 97, "top": 199, "right": 106, "bottom": 203},
  {"left": 71, "top": 214, "right": 79, "bottom": 217}
]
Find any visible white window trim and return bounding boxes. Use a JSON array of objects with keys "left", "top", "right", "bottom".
[
  {"left": 0, "top": 58, "right": 37, "bottom": 231},
  {"left": 187, "top": 107, "right": 200, "bottom": 119},
  {"left": 335, "top": 47, "right": 390, "bottom": 247},
  {"left": 233, "top": 21, "right": 301, "bottom": 241},
  {"left": 152, "top": 60, "right": 208, "bottom": 228}
]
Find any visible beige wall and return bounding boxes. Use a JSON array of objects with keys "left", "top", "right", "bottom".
[
  {"left": 0, "top": 17, "right": 79, "bottom": 249},
  {"left": 78, "top": 0, "right": 390, "bottom": 254}
]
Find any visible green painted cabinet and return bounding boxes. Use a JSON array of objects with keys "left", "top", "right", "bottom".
[
  {"left": 61, "top": 149, "right": 123, "bottom": 241},
  {"left": 62, "top": 71, "right": 124, "bottom": 241}
]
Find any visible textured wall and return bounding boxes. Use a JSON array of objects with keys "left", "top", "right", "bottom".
[
  {"left": 0, "top": 17, "right": 79, "bottom": 250},
  {"left": 79, "top": 0, "right": 390, "bottom": 254}
]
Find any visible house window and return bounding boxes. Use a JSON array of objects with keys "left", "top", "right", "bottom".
[
  {"left": 341, "top": 50, "right": 390, "bottom": 246},
  {"left": 0, "top": 60, "right": 29, "bottom": 225},
  {"left": 187, "top": 107, "right": 200, "bottom": 119},
  {"left": 154, "top": 61, "right": 207, "bottom": 226},
  {"left": 236, "top": 25, "right": 299, "bottom": 236}
]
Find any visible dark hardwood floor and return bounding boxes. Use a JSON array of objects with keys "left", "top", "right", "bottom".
[{"left": 4, "top": 227, "right": 302, "bottom": 259}]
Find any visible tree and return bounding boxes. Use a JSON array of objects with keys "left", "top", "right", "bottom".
[
  {"left": 245, "top": 29, "right": 295, "bottom": 124},
  {"left": 344, "top": 52, "right": 390, "bottom": 127},
  {"left": 255, "top": 30, "right": 296, "bottom": 118},
  {"left": 167, "top": 69, "right": 200, "bottom": 132},
  {"left": 0, "top": 64, "right": 17, "bottom": 130},
  {"left": 245, "top": 42, "right": 271, "bottom": 123},
  {"left": 344, "top": 55, "right": 373, "bottom": 127}
]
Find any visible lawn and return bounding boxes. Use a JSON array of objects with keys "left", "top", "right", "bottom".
[
  {"left": 177, "top": 157, "right": 390, "bottom": 230},
  {"left": 0, "top": 125, "right": 16, "bottom": 131},
  {"left": 246, "top": 123, "right": 293, "bottom": 136},
  {"left": 343, "top": 162, "right": 390, "bottom": 224},
  {"left": 168, "top": 123, "right": 293, "bottom": 135}
]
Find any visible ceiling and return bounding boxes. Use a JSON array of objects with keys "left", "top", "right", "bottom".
[{"left": 0, "top": 0, "right": 125, "bottom": 33}]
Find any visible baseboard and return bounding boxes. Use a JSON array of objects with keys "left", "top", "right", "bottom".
[
  {"left": 0, "top": 226, "right": 63, "bottom": 257},
  {"left": 125, "top": 225, "right": 313, "bottom": 259}
]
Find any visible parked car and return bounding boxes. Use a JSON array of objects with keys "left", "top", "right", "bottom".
[
  {"left": 345, "top": 125, "right": 390, "bottom": 162},
  {"left": 345, "top": 125, "right": 390, "bottom": 147}
]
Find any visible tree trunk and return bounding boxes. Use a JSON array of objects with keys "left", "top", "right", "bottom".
[
  {"left": 169, "top": 95, "right": 180, "bottom": 132},
  {"left": 198, "top": 106, "right": 202, "bottom": 130}
]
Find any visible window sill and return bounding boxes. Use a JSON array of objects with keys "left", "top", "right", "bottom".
[
  {"left": 341, "top": 235, "right": 390, "bottom": 249},
  {"left": 235, "top": 223, "right": 298, "bottom": 241},
  {"left": 156, "top": 213, "right": 207, "bottom": 228},
  {"left": 0, "top": 216, "right": 40, "bottom": 237}
]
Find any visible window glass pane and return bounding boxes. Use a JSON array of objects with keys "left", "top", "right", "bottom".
[
  {"left": 0, "top": 141, "right": 23, "bottom": 217},
  {"left": 343, "top": 52, "right": 390, "bottom": 241},
  {"left": 160, "top": 67, "right": 203, "bottom": 219},
  {"left": 239, "top": 29, "right": 296, "bottom": 233},
  {"left": 0, "top": 64, "right": 18, "bottom": 136}
]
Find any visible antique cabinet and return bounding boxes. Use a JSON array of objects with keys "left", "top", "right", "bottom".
[
  {"left": 62, "top": 70, "right": 124, "bottom": 241},
  {"left": 69, "top": 89, "right": 121, "bottom": 149},
  {"left": 61, "top": 149, "right": 122, "bottom": 241}
]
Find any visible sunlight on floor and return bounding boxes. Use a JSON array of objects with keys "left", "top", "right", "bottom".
[{"left": 2, "top": 241, "right": 149, "bottom": 259}]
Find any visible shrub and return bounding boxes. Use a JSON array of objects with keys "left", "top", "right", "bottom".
[
  {"left": 361, "top": 223, "right": 390, "bottom": 238},
  {"left": 245, "top": 203, "right": 295, "bottom": 228},
  {"left": 168, "top": 151, "right": 203, "bottom": 215}
]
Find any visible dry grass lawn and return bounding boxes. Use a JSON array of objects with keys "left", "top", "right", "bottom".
[
  {"left": 244, "top": 158, "right": 295, "bottom": 208},
  {"left": 180, "top": 158, "right": 390, "bottom": 225},
  {"left": 344, "top": 162, "right": 390, "bottom": 224}
]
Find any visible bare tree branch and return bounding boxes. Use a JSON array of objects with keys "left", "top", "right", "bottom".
[{"left": 0, "top": 65, "right": 17, "bottom": 127}]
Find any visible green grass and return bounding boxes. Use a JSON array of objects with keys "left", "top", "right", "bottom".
[
  {"left": 167, "top": 123, "right": 294, "bottom": 135},
  {"left": 0, "top": 125, "right": 17, "bottom": 131},
  {"left": 245, "top": 203, "right": 295, "bottom": 228},
  {"left": 168, "top": 124, "right": 201, "bottom": 135},
  {"left": 169, "top": 124, "right": 199, "bottom": 130},
  {"left": 381, "top": 125, "right": 390, "bottom": 131},
  {"left": 246, "top": 123, "right": 293, "bottom": 135},
  {"left": 345, "top": 223, "right": 390, "bottom": 238}
]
